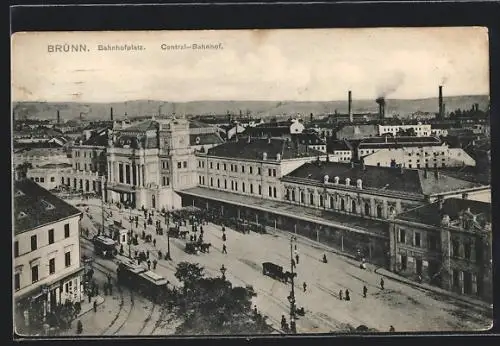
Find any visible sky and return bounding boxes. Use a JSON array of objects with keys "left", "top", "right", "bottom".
[{"left": 11, "top": 27, "right": 489, "bottom": 102}]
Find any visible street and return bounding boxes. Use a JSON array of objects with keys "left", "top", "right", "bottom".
[{"left": 74, "top": 198, "right": 492, "bottom": 334}]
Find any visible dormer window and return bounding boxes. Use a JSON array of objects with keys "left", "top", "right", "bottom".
[{"left": 40, "top": 199, "right": 55, "bottom": 211}]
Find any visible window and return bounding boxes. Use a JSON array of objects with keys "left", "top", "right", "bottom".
[
  {"left": 119, "top": 163, "right": 124, "bottom": 183},
  {"left": 428, "top": 234, "right": 438, "bottom": 250},
  {"left": 40, "top": 177, "right": 45, "bottom": 183},
  {"left": 399, "top": 229, "right": 406, "bottom": 243},
  {"left": 199, "top": 176, "right": 202, "bottom": 184},
  {"left": 235, "top": 182, "right": 238, "bottom": 191},
  {"left": 273, "top": 187, "right": 277, "bottom": 198},
  {"left": 64, "top": 224, "right": 70, "bottom": 238},
  {"left": 452, "top": 239, "right": 460, "bottom": 257},
  {"left": 415, "top": 232, "right": 421, "bottom": 247},
  {"left": 210, "top": 162, "right": 213, "bottom": 169},
  {"left": 242, "top": 183, "right": 245, "bottom": 192},
  {"left": 210, "top": 178, "right": 213, "bottom": 187},
  {"left": 48, "top": 229, "right": 55, "bottom": 244},
  {"left": 464, "top": 241, "right": 472, "bottom": 260},
  {"left": 401, "top": 255, "right": 407, "bottom": 271},
  {"left": 15, "top": 273, "right": 20, "bottom": 291},
  {"left": 31, "top": 265, "right": 39, "bottom": 283},
  {"left": 224, "top": 180, "right": 227, "bottom": 189},
  {"left": 224, "top": 163, "right": 227, "bottom": 171},
  {"left": 241, "top": 166, "right": 245, "bottom": 173},
  {"left": 269, "top": 186, "right": 272, "bottom": 197},
  {"left": 35, "top": 177, "right": 39, "bottom": 182},
  {"left": 162, "top": 176, "right": 166, "bottom": 186},
  {"left": 202, "top": 176, "right": 205, "bottom": 185},
  {"left": 183, "top": 161, "right": 187, "bottom": 168},
  {"left": 234, "top": 165, "right": 238, "bottom": 173},
  {"left": 65, "top": 251, "right": 71, "bottom": 267},
  {"left": 231, "top": 181, "right": 234, "bottom": 190},
  {"left": 292, "top": 190, "right": 296, "bottom": 202},
  {"left": 258, "top": 185, "right": 262, "bottom": 195},
  {"left": 50, "top": 177, "right": 55, "bottom": 182},
  {"left": 257, "top": 167, "right": 261, "bottom": 175},
  {"left": 14, "top": 241, "right": 19, "bottom": 257},
  {"left": 249, "top": 167, "right": 253, "bottom": 174},
  {"left": 250, "top": 184, "right": 254, "bottom": 193},
  {"left": 268, "top": 169, "right": 272, "bottom": 176},
  {"left": 217, "top": 179, "right": 220, "bottom": 188},
  {"left": 309, "top": 193, "right": 314, "bottom": 205},
  {"left": 217, "top": 163, "right": 220, "bottom": 170},
  {"left": 198, "top": 161, "right": 202, "bottom": 168},
  {"left": 49, "top": 258, "right": 55, "bottom": 274},
  {"left": 301, "top": 192, "right": 305, "bottom": 203},
  {"left": 177, "top": 162, "right": 182, "bottom": 169},
  {"left": 319, "top": 195, "right": 324, "bottom": 207},
  {"left": 273, "top": 169, "right": 277, "bottom": 177},
  {"left": 31, "top": 235, "right": 37, "bottom": 251},
  {"left": 166, "top": 177, "right": 170, "bottom": 186}
]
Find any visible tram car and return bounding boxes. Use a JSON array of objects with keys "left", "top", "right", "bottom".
[
  {"left": 92, "top": 235, "right": 117, "bottom": 258},
  {"left": 116, "top": 259, "right": 169, "bottom": 302},
  {"left": 262, "top": 262, "right": 296, "bottom": 283}
]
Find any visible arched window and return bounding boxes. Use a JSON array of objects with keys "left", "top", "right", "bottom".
[
  {"left": 351, "top": 200, "right": 356, "bottom": 213},
  {"left": 319, "top": 195, "right": 324, "bottom": 207},
  {"left": 364, "top": 202, "right": 370, "bottom": 216},
  {"left": 217, "top": 179, "right": 220, "bottom": 188},
  {"left": 377, "top": 205, "right": 383, "bottom": 218},
  {"left": 152, "top": 195, "right": 156, "bottom": 209},
  {"left": 273, "top": 187, "right": 277, "bottom": 198},
  {"left": 309, "top": 193, "right": 314, "bottom": 205},
  {"left": 300, "top": 192, "right": 305, "bottom": 203},
  {"left": 291, "top": 190, "right": 295, "bottom": 201},
  {"left": 330, "top": 196, "right": 335, "bottom": 209},
  {"left": 61, "top": 177, "right": 65, "bottom": 185},
  {"left": 341, "top": 199, "right": 345, "bottom": 211}
]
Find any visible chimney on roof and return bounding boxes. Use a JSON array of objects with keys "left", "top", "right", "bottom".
[
  {"left": 376, "top": 97, "right": 386, "bottom": 119},
  {"left": 110, "top": 107, "right": 114, "bottom": 121},
  {"left": 348, "top": 90, "right": 353, "bottom": 123},
  {"left": 56, "top": 110, "right": 61, "bottom": 124},
  {"left": 438, "top": 85, "right": 443, "bottom": 119}
]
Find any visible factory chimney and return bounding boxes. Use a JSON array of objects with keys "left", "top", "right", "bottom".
[
  {"left": 57, "top": 110, "right": 60, "bottom": 124},
  {"left": 110, "top": 107, "right": 114, "bottom": 121},
  {"left": 438, "top": 85, "right": 443, "bottom": 119},
  {"left": 348, "top": 90, "right": 353, "bottom": 123},
  {"left": 376, "top": 97, "right": 386, "bottom": 119}
]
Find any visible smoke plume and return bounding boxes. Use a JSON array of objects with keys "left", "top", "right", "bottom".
[{"left": 376, "top": 71, "right": 405, "bottom": 98}]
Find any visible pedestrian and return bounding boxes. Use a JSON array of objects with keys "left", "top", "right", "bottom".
[
  {"left": 194, "top": 234, "right": 197, "bottom": 242},
  {"left": 345, "top": 289, "right": 350, "bottom": 301},
  {"left": 253, "top": 305, "right": 258, "bottom": 316},
  {"left": 146, "top": 250, "right": 150, "bottom": 259},
  {"left": 363, "top": 285, "right": 367, "bottom": 298},
  {"left": 158, "top": 250, "right": 163, "bottom": 259},
  {"left": 222, "top": 233, "right": 226, "bottom": 242},
  {"left": 76, "top": 320, "right": 83, "bottom": 334},
  {"left": 93, "top": 300, "right": 97, "bottom": 312},
  {"left": 153, "top": 238, "right": 156, "bottom": 247},
  {"left": 109, "top": 283, "right": 113, "bottom": 295},
  {"left": 88, "top": 294, "right": 91, "bottom": 303},
  {"left": 389, "top": 325, "right": 395, "bottom": 332},
  {"left": 339, "top": 289, "right": 343, "bottom": 300},
  {"left": 190, "top": 235, "right": 194, "bottom": 242},
  {"left": 222, "top": 226, "right": 225, "bottom": 233},
  {"left": 147, "top": 260, "right": 151, "bottom": 270},
  {"left": 222, "top": 244, "right": 227, "bottom": 254},
  {"left": 143, "top": 221, "right": 146, "bottom": 229},
  {"left": 323, "top": 254, "right": 328, "bottom": 263},
  {"left": 134, "top": 250, "right": 138, "bottom": 258},
  {"left": 380, "top": 278, "right": 385, "bottom": 290},
  {"left": 291, "top": 258, "right": 296, "bottom": 269},
  {"left": 153, "top": 259, "right": 157, "bottom": 270},
  {"left": 303, "top": 282, "right": 307, "bottom": 292},
  {"left": 295, "top": 254, "right": 300, "bottom": 265},
  {"left": 107, "top": 273, "right": 112, "bottom": 284}
]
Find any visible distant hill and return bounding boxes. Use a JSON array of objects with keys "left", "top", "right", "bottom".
[{"left": 12, "top": 95, "right": 489, "bottom": 122}]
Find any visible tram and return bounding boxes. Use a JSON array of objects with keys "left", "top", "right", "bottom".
[
  {"left": 116, "top": 258, "right": 169, "bottom": 302},
  {"left": 92, "top": 235, "right": 117, "bottom": 258}
]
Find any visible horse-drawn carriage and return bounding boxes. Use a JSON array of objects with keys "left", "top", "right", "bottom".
[
  {"left": 262, "top": 262, "right": 296, "bottom": 283},
  {"left": 185, "top": 242, "right": 199, "bottom": 254},
  {"left": 168, "top": 227, "right": 180, "bottom": 238}
]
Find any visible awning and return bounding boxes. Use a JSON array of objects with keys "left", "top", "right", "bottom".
[
  {"left": 176, "top": 187, "right": 388, "bottom": 239},
  {"left": 107, "top": 184, "right": 136, "bottom": 193}
]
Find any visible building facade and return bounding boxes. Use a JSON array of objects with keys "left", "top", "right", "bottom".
[
  {"left": 14, "top": 180, "right": 84, "bottom": 332},
  {"left": 378, "top": 123, "right": 432, "bottom": 137},
  {"left": 388, "top": 198, "right": 492, "bottom": 302},
  {"left": 362, "top": 146, "right": 476, "bottom": 169},
  {"left": 26, "top": 163, "right": 73, "bottom": 191}
]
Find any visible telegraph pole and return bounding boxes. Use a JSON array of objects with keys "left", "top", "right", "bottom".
[{"left": 289, "top": 236, "right": 297, "bottom": 333}]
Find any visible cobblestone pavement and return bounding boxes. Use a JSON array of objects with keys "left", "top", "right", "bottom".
[{"left": 73, "top": 199, "right": 492, "bottom": 334}]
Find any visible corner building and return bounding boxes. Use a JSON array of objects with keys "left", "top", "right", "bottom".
[{"left": 13, "top": 179, "right": 84, "bottom": 332}]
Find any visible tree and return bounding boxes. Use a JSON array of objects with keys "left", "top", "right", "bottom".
[{"left": 172, "top": 262, "right": 272, "bottom": 335}]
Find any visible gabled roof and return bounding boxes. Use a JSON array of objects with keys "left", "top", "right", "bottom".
[
  {"left": 190, "top": 133, "right": 224, "bottom": 146},
  {"left": 121, "top": 120, "right": 158, "bottom": 132},
  {"left": 283, "top": 162, "right": 482, "bottom": 196},
  {"left": 14, "top": 179, "right": 81, "bottom": 235},
  {"left": 206, "top": 137, "right": 323, "bottom": 160},
  {"left": 396, "top": 198, "right": 491, "bottom": 228},
  {"left": 290, "top": 133, "right": 326, "bottom": 145}
]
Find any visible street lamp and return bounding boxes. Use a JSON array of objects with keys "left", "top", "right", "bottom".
[
  {"left": 125, "top": 200, "right": 133, "bottom": 259},
  {"left": 220, "top": 264, "right": 227, "bottom": 281},
  {"left": 289, "top": 236, "right": 297, "bottom": 334},
  {"left": 166, "top": 228, "right": 172, "bottom": 260}
]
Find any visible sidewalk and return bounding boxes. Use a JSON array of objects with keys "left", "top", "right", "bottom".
[
  {"left": 268, "top": 228, "right": 492, "bottom": 311},
  {"left": 77, "top": 295, "right": 105, "bottom": 317}
]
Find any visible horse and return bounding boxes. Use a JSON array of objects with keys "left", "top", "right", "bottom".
[
  {"left": 200, "top": 243, "right": 211, "bottom": 253},
  {"left": 179, "top": 230, "right": 189, "bottom": 239}
]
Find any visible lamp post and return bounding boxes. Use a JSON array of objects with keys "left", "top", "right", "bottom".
[
  {"left": 125, "top": 200, "right": 132, "bottom": 259},
  {"left": 101, "top": 175, "right": 107, "bottom": 237},
  {"left": 289, "top": 236, "right": 297, "bottom": 333},
  {"left": 220, "top": 264, "right": 227, "bottom": 281},
  {"left": 166, "top": 229, "right": 172, "bottom": 260}
]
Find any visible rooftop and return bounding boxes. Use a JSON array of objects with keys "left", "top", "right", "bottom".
[
  {"left": 290, "top": 133, "right": 326, "bottom": 145},
  {"left": 190, "top": 133, "right": 224, "bottom": 146},
  {"left": 396, "top": 198, "right": 491, "bottom": 228},
  {"left": 283, "top": 162, "right": 482, "bottom": 196},
  {"left": 38, "top": 163, "right": 73, "bottom": 169},
  {"left": 329, "top": 139, "right": 354, "bottom": 151},
  {"left": 206, "top": 137, "right": 323, "bottom": 160},
  {"left": 14, "top": 179, "right": 81, "bottom": 235},
  {"left": 120, "top": 120, "right": 158, "bottom": 132}
]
